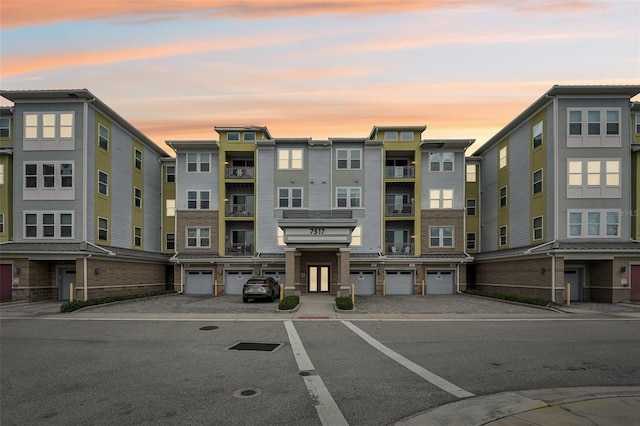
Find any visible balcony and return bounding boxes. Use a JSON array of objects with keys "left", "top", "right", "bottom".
[
  {"left": 385, "top": 166, "right": 415, "bottom": 179},
  {"left": 282, "top": 210, "right": 353, "bottom": 219},
  {"left": 226, "top": 203, "right": 253, "bottom": 217},
  {"left": 386, "top": 242, "right": 414, "bottom": 256},
  {"left": 225, "top": 166, "right": 254, "bottom": 179},
  {"left": 226, "top": 243, "right": 253, "bottom": 256},
  {"left": 385, "top": 203, "right": 414, "bottom": 216}
]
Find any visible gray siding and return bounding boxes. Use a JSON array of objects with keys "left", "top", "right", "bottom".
[
  {"left": 256, "top": 146, "right": 278, "bottom": 252},
  {"left": 86, "top": 107, "right": 95, "bottom": 242},
  {"left": 546, "top": 106, "right": 555, "bottom": 241},
  {"left": 358, "top": 144, "right": 383, "bottom": 253},
  {"left": 420, "top": 151, "right": 465, "bottom": 209},
  {"left": 143, "top": 145, "right": 162, "bottom": 252},
  {"left": 309, "top": 145, "right": 332, "bottom": 209},
  {"left": 480, "top": 145, "right": 499, "bottom": 252},
  {"left": 175, "top": 151, "right": 219, "bottom": 210},
  {"left": 509, "top": 124, "right": 531, "bottom": 247},
  {"left": 109, "top": 125, "right": 132, "bottom": 248}
]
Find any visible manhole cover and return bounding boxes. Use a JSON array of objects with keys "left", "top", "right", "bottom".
[
  {"left": 226, "top": 342, "right": 284, "bottom": 352},
  {"left": 199, "top": 326, "right": 219, "bottom": 331},
  {"left": 233, "top": 388, "right": 262, "bottom": 399}
]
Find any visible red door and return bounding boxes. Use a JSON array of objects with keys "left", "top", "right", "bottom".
[
  {"left": 631, "top": 265, "right": 640, "bottom": 302},
  {"left": 0, "top": 264, "right": 12, "bottom": 301}
]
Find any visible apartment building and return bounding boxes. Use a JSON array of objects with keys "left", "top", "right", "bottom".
[
  {"left": 167, "top": 126, "right": 473, "bottom": 297},
  {"left": 0, "top": 89, "right": 171, "bottom": 301},
  {"left": 469, "top": 85, "right": 640, "bottom": 303}
]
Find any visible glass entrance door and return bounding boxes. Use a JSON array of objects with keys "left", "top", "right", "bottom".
[{"left": 308, "top": 266, "right": 330, "bottom": 293}]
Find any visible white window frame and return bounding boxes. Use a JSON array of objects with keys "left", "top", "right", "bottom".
[
  {"left": 533, "top": 216, "right": 543, "bottom": 241},
  {"left": 384, "top": 131, "right": 398, "bottom": 140},
  {"left": 567, "top": 209, "right": 620, "bottom": 238},
  {"left": 134, "top": 226, "right": 142, "bottom": 247},
  {"left": 0, "top": 117, "right": 10, "bottom": 138},
  {"left": 567, "top": 159, "right": 621, "bottom": 198},
  {"left": 499, "top": 226, "right": 508, "bottom": 246},
  {"left": 227, "top": 132, "right": 240, "bottom": 141},
  {"left": 499, "top": 186, "right": 507, "bottom": 208},
  {"left": 23, "top": 112, "right": 74, "bottom": 150},
  {"left": 98, "top": 217, "right": 108, "bottom": 241},
  {"left": 134, "top": 148, "right": 143, "bottom": 171},
  {"left": 187, "top": 190, "right": 210, "bottom": 210},
  {"left": 278, "top": 187, "right": 303, "bottom": 208},
  {"left": 186, "top": 227, "right": 210, "bottom": 248},
  {"left": 98, "top": 124, "right": 109, "bottom": 151},
  {"left": 23, "top": 211, "right": 74, "bottom": 239},
  {"left": 336, "top": 187, "right": 361, "bottom": 208},
  {"left": 429, "top": 152, "right": 454, "bottom": 172},
  {"left": 0, "top": 213, "right": 4, "bottom": 234},
  {"left": 166, "top": 233, "right": 175, "bottom": 251},
  {"left": 351, "top": 226, "right": 362, "bottom": 246},
  {"left": 466, "top": 198, "right": 476, "bottom": 216},
  {"left": 533, "top": 169, "right": 543, "bottom": 195},
  {"left": 134, "top": 187, "right": 142, "bottom": 209},
  {"left": 499, "top": 146, "right": 507, "bottom": 169},
  {"left": 243, "top": 132, "right": 256, "bottom": 141},
  {"left": 336, "top": 149, "right": 361, "bottom": 170},
  {"left": 636, "top": 113, "right": 640, "bottom": 134},
  {"left": 23, "top": 161, "right": 75, "bottom": 200},
  {"left": 567, "top": 108, "right": 622, "bottom": 147},
  {"left": 0, "top": 163, "right": 4, "bottom": 185},
  {"left": 429, "top": 226, "right": 454, "bottom": 247},
  {"left": 98, "top": 170, "right": 109, "bottom": 196},
  {"left": 166, "top": 199, "right": 175, "bottom": 217},
  {"left": 400, "top": 131, "right": 413, "bottom": 140},
  {"left": 186, "top": 153, "right": 210, "bottom": 172},
  {"left": 429, "top": 189, "right": 454, "bottom": 209},
  {"left": 166, "top": 165, "right": 175, "bottom": 182},
  {"left": 278, "top": 149, "right": 303, "bottom": 170},
  {"left": 466, "top": 164, "right": 476, "bottom": 182},
  {"left": 532, "top": 121, "right": 543, "bottom": 148}
]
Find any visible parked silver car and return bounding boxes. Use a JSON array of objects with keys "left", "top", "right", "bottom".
[{"left": 242, "top": 277, "right": 281, "bottom": 303}]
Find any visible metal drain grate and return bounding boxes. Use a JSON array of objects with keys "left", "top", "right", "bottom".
[{"left": 227, "top": 342, "right": 283, "bottom": 352}]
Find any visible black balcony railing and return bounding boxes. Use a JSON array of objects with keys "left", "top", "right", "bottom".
[
  {"left": 385, "top": 203, "right": 414, "bottom": 216},
  {"left": 226, "top": 243, "right": 253, "bottom": 256},
  {"left": 225, "top": 166, "right": 254, "bottom": 179},
  {"left": 386, "top": 242, "right": 414, "bottom": 255},
  {"left": 226, "top": 203, "right": 253, "bottom": 217},
  {"left": 385, "top": 166, "right": 415, "bottom": 179}
]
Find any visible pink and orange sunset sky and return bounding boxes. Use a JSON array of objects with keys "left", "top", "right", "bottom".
[{"left": 1, "top": 0, "right": 638, "bottom": 154}]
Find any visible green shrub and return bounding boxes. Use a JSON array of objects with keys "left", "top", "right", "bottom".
[
  {"left": 335, "top": 296, "right": 353, "bottom": 310},
  {"left": 278, "top": 295, "right": 299, "bottom": 310},
  {"left": 464, "top": 289, "right": 558, "bottom": 308},
  {"left": 60, "top": 290, "right": 175, "bottom": 313}
]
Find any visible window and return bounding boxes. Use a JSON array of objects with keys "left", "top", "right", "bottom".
[
  {"left": 134, "top": 148, "right": 143, "bottom": 171},
  {"left": 25, "top": 114, "right": 38, "bottom": 139},
  {"left": 466, "top": 199, "right": 476, "bottom": 216},
  {"left": 278, "top": 149, "right": 303, "bottom": 170},
  {"left": 23, "top": 162, "right": 73, "bottom": 196},
  {"left": 466, "top": 232, "right": 476, "bottom": 250},
  {"left": 499, "top": 226, "right": 507, "bottom": 246},
  {"left": 606, "top": 111, "right": 619, "bottom": 135},
  {"left": 567, "top": 210, "right": 620, "bottom": 238},
  {"left": 134, "top": 187, "right": 142, "bottom": 208},
  {"left": 429, "top": 152, "right": 453, "bottom": 171},
  {"left": 0, "top": 213, "right": 4, "bottom": 233},
  {"left": 98, "top": 124, "right": 109, "bottom": 150},
  {"left": 569, "top": 111, "right": 582, "bottom": 135},
  {"left": 166, "top": 199, "right": 175, "bottom": 217},
  {"left": 277, "top": 227, "right": 285, "bottom": 247},
  {"left": 134, "top": 226, "right": 142, "bottom": 247},
  {"left": 243, "top": 132, "right": 256, "bottom": 141},
  {"left": 25, "top": 164, "right": 37, "bottom": 188},
  {"left": 499, "top": 186, "right": 507, "bottom": 208},
  {"left": 60, "top": 163, "right": 73, "bottom": 187},
  {"left": 499, "top": 146, "right": 507, "bottom": 169},
  {"left": 166, "top": 233, "right": 175, "bottom": 251},
  {"left": 567, "top": 159, "right": 620, "bottom": 198},
  {"left": 279, "top": 188, "right": 303, "bottom": 208},
  {"left": 0, "top": 117, "right": 10, "bottom": 138},
  {"left": 0, "top": 164, "right": 4, "bottom": 185},
  {"left": 400, "top": 131, "right": 413, "bottom": 140},
  {"left": 384, "top": 131, "right": 398, "bottom": 140},
  {"left": 23, "top": 212, "right": 74, "bottom": 239},
  {"left": 587, "top": 111, "right": 600, "bottom": 135},
  {"left": 42, "top": 164, "right": 55, "bottom": 188},
  {"left": 98, "top": 171, "right": 108, "bottom": 195},
  {"left": 166, "top": 165, "right": 175, "bottom": 183},
  {"left": 429, "top": 227, "right": 454, "bottom": 247},
  {"left": 429, "top": 189, "right": 453, "bottom": 209},
  {"left": 98, "top": 217, "right": 108, "bottom": 241},
  {"left": 186, "top": 153, "right": 210, "bottom": 172},
  {"left": 23, "top": 112, "right": 73, "bottom": 145},
  {"left": 466, "top": 164, "right": 476, "bottom": 182},
  {"left": 533, "top": 216, "right": 543, "bottom": 240},
  {"left": 227, "top": 132, "right": 239, "bottom": 141},
  {"left": 636, "top": 113, "right": 640, "bottom": 134},
  {"left": 186, "top": 227, "right": 210, "bottom": 247},
  {"left": 351, "top": 226, "right": 361, "bottom": 246},
  {"left": 336, "top": 149, "right": 361, "bottom": 169},
  {"left": 532, "top": 121, "right": 543, "bottom": 148},
  {"left": 337, "top": 187, "right": 361, "bottom": 208},
  {"left": 533, "top": 169, "right": 543, "bottom": 194},
  {"left": 187, "top": 191, "right": 210, "bottom": 209}
]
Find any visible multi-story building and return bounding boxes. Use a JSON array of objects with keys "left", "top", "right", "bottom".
[
  {"left": 167, "top": 126, "right": 473, "bottom": 297},
  {"left": 469, "top": 85, "right": 640, "bottom": 303},
  {"left": 0, "top": 89, "right": 171, "bottom": 301}
]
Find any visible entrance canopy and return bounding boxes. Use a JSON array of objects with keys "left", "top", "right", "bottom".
[{"left": 278, "top": 210, "right": 357, "bottom": 248}]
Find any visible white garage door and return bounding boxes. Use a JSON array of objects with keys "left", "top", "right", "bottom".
[
  {"left": 224, "top": 270, "right": 253, "bottom": 295},
  {"left": 350, "top": 271, "right": 376, "bottom": 295},
  {"left": 185, "top": 270, "right": 213, "bottom": 295},
  {"left": 426, "top": 271, "right": 455, "bottom": 295},
  {"left": 264, "top": 271, "right": 286, "bottom": 288},
  {"left": 385, "top": 271, "right": 414, "bottom": 295}
]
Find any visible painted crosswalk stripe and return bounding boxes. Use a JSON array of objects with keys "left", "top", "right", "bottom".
[
  {"left": 284, "top": 321, "right": 348, "bottom": 426},
  {"left": 342, "top": 320, "right": 474, "bottom": 399}
]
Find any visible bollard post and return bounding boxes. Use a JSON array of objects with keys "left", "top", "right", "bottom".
[
  {"left": 69, "top": 283, "right": 74, "bottom": 302},
  {"left": 214, "top": 279, "right": 218, "bottom": 296},
  {"left": 422, "top": 279, "right": 425, "bottom": 296},
  {"left": 280, "top": 284, "right": 284, "bottom": 302},
  {"left": 566, "top": 283, "right": 571, "bottom": 305},
  {"left": 382, "top": 279, "right": 386, "bottom": 296},
  {"left": 351, "top": 283, "right": 355, "bottom": 306}
]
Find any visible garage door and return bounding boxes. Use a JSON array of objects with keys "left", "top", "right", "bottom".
[
  {"left": 426, "top": 271, "right": 455, "bottom": 295},
  {"left": 0, "top": 264, "right": 12, "bottom": 301},
  {"left": 185, "top": 270, "right": 213, "bottom": 295},
  {"left": 264, "top": 271, "right": 286, "bottom": 288},
  {"left": 385, "top": 271, "right": 414, "bottom": 295},
  {"left": 224, "top": 270, "right": 253, "bottom": 295},
  {"left": 350, "top": 271, "right": 376, "bottom": 295}
]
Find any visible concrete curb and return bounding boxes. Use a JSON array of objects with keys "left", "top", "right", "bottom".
[{"left": 394, "top": 386, "right": 640, "bottom": 426}]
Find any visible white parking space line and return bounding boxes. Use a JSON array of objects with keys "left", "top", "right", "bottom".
[
  {"left": 284, "top": 321, "right": 349, "bottom": 426},
  {"left": 342, "top": 321, "right": 475, "bottom": 399}
]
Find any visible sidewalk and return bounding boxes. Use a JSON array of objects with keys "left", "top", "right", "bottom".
[{"left": 395, "top": 386, "right": 640, "bottom": 426}]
